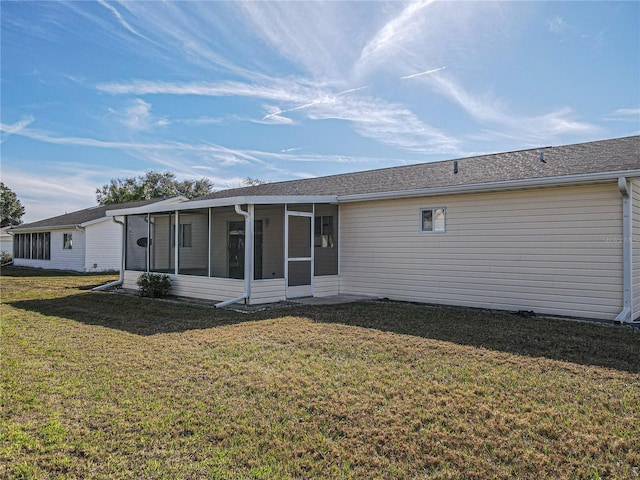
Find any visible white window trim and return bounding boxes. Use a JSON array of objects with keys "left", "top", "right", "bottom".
[
  {"left": 63, "top": 232, "right": 73, "bottom": 249},
  {"left": 419, "top": 207, "right": 446, "bottom": 233}
]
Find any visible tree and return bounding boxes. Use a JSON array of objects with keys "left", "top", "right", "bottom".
[
  {"left": 0, "top": 183, "right": 25, "bottom": 227},
  {"left": 242, "top": 177, "right": 268, "bottom": 186},
  {"left": 96, "top": 171, "right": 213, "bottom": 205}
]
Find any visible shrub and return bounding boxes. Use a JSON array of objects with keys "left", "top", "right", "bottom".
[
  {"left": 136, "top": 273, "right": 171, "bottom": 298},
  {"left": 1, "top": 251, "right": 12, "bottom": 264}
]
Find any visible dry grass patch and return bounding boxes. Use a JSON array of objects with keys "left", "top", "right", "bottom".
[{"left": 1, "top": 267, "right": 639, "bottom": 479}]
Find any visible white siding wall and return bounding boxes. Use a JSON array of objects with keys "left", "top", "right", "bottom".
[
  {"left": 339, "top": 183, "right": 624, "bottom": 320},
  {"left": 1, "top": 235, "right": 12, "bottom": 254},
  {"left": 14, "top": 229, "right": 86, "bottom": 271},
  {"left": 632, "top": 179, "right": 640, "bottom": 320},
  {"left": 85, "top": 220, "right": 123, "bottom": 272}
]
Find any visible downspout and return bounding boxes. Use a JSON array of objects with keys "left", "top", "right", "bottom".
[
  {"left": 75, "top": 225, "right": 87, "bottom": 272},
  {"left": 93, "top": 216, "right": 126, "bottom": 291},
  {"left": 615, "top": 177, "right": 632, "bottom": 322},
  {"left": 215, "top": 204, "right": 254, "bottom": 308}
]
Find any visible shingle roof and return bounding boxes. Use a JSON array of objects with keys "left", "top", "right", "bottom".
[
  {"left": 197, "top": 135, "right": 640, "bottom": 200},
  {"left": 11, "top": 198, "right": 166, "bottom": 231}
]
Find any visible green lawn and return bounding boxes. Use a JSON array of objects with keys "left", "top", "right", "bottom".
[{"left": 1, "top": 267, "right": 639, "bottom": 479}]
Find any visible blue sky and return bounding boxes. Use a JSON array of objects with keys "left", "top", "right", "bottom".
[{"left": 1, "top": 1, "right": 639, "bottom": 223}]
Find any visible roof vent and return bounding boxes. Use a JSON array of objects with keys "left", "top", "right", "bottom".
[
  {"left": 453, "top": 160, "right": 458, "bottom": 174},
  {"left": 294, "top": 187, "right": 300, "bottom": 195},
  {"left": 539, "top": 152, "right": 546, "bottom": 163}
]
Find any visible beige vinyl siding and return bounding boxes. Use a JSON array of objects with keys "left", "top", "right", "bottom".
[
  {"left": 251, "top": 279, "right": 286, "bottom": 304},
  {"left": 314, "top": 275, "right": 340, "bottom": 297},
  {"left": 632, "top": 178, "right": 640, "bottom": 320},
  {"left": 123, "top": 270, "right": 143, "bottom": 290},
  {"left": 84, "top": 219, "right": 122, "bottom": 272},
  {"left": 339, "top": 183, "right": 623, "bottom": 320}
]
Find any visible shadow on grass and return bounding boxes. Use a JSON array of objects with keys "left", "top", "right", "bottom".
[
  {"left": 8, "top": 291, "right": 640, "bottom": 373},
  {"left": 1, "top": 266, "right": 118, "bottom": 277},
  {"left": 287, "top": 301, "right": 640, "bottom": 374},
  {"left": 7, "top": 292, "right": 254, "bottom": 336}
]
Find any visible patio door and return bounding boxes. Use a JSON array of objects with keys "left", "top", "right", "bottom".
[{"left": 286, "top": 211, "right": 313, "bottom": 298}]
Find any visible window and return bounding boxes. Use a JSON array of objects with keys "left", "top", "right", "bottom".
[
  {"left": 420, "top": 208, "right": 446, "bottom": 233},
  {"left": 13, "top": 232, "right": 50, "bottom": 259},
  {"left": 63, "top": 233, "right": 73, "bottom": 249},
  {"left": 314, "top": 216, "right": 334, "bottom": 248}
]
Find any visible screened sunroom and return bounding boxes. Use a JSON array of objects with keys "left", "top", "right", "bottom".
[{"left": 109, "top": 197, "right": 339, "bottom": 306}]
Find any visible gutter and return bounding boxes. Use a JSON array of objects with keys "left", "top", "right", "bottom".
[
  {"left": 92, "top": 216, "right": 126, "bottom": 291},
  {"left": 215, "top": 204, "right": 254, "bottom": 308},
  {"left": 615, "top": 177, "right": 633, "bottom": 323}
]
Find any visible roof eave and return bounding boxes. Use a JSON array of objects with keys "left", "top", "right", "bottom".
[{"left": 337, "top": 169, "right": 640, "bottom": 203}]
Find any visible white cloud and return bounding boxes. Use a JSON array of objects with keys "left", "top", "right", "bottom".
[
  {"left": 425, "top": 73, "right": 599, "bottom": 142},
  {"left": 0, "top": 116, "right": 35, "bottom": 143},
  {"left": 97, "top": 78, "right": 459, "bottom": 154},
  {"left": 178, "top": 117, "right": 224, "bottom": 126},
  {"left": 546, "top": 15, "right": 571, "bottom": 35},
  {"left": 610, "top": 108, "right": 640, "bottom": 116},
  {"left": 1, "top": 163, "right": 140, "bottom": 223},
  {"left": 356, "top": 0, "right": 435, "bottom": 76},
  {"left": 97, "top": 0, "right": 149, "bottom": 40},
  {"left": 237, "top": 1, "right": 365, "bottom": 80},
  {"left": 108, "top": 98, "right": 169, "bottom": 131}
]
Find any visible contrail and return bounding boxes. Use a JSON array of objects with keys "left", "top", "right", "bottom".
[
  {"left": 336, "top": 85, "right": 369, "bottom": 96},
  {"left": 401, "top": 66, "right": 446, "bottom": 80},
  {"left": 263, "top": 85, "right": 368, "bottom": 120}
]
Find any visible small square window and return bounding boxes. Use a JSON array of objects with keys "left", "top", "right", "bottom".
[
  {"left": 63, "top": 233, "right": 73, "bottom": 249},
  {"left": 420, "top": 208, "right": 446, "bottom": 233}
]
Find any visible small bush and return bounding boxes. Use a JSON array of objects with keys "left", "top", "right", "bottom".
[
  {"left": 1, "top": 251, "right": 12, "bottom": 264},
  {"left": 136, "top": 272, "right": 171, "bottom": 298}
]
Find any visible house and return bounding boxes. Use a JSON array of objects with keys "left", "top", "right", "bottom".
[
  {"left": 0, "top": 227, "right": 13, "bottom": 255},
  {"left": 107, "top": 136, "right": 640, "bottom": 322},
  {"left": 10, "top": 197, "right": 184, "bottom": 272}
]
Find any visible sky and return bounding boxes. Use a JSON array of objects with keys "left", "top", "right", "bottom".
[{"left": 1, "top": 1, "right": 639, "bottom": 223}]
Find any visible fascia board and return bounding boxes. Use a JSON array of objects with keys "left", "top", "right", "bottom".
[
  {"left": 80, "top": 217, "right": 112, "bottom": 228},
  {"left": 106, "top": 195, "right": 338, "bottom": 216},
  {"left": 337, "top": 170, "right": 640, "bottom": 203},
  {"left": 9, "top": 224, "right": 80, "bottom": 232}
]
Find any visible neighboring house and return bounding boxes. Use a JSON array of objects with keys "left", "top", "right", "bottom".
[
  {"left": 0, "top": 227, "right": 13, "bottom": 255},
  {"left": 108, "top": 136, "right": 640, "bottom": 322},
  {"left": 10, "top": 197, "right": 185, "bottom": 272}
]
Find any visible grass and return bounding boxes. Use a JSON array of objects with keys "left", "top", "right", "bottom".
[{"left": 1, "top": 266, "right": 639, "bottom": 479}]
